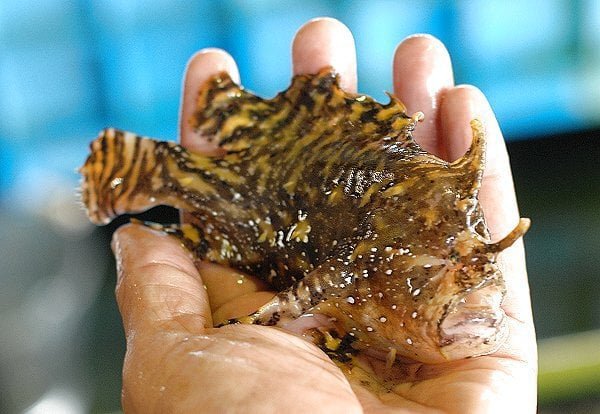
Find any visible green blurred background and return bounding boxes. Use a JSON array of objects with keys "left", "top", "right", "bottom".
[{"left": 0, "top": 1, "right": 598, "bottom": 412}]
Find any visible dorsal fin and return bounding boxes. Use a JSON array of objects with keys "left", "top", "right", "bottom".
[{"left": 190, "top": 72, "right": 264, "bottom": 152}]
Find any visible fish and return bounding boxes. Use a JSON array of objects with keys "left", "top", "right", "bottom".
[{"left": 79, "top": 68, "right": 529, "bottom": 364}]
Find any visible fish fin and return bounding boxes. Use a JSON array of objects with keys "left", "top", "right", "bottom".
[
  {"left": 221, "top": 255, "right": 357, "bottom": 327},
  {"left": 486, "top": 218, "right": 531, "bottom": 253},
  {"left": 130, "top": 219, "right": 209, "bottom": 260},
  {"left": 191, "top": 73, "right": 269, "bottom": 152}
]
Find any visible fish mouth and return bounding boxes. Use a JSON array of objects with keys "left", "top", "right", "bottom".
[{"left": 438, "top": 283, "right": 508, "bottom": 360}]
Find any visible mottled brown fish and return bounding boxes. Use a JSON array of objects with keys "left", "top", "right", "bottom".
[{"left": 80, "top": 68, "right": 529, "bottom": 364}]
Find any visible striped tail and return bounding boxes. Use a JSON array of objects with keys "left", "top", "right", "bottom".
[{"left": 79, "top": 128, "right": 207, "bottom": 225}]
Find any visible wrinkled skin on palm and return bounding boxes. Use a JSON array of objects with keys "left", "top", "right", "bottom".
[{"left": 80, "top": 68, "right": 529, "bottom": 364}]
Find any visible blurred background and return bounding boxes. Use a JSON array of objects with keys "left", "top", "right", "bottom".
[{"left": 0, "top": 1, "right": 598, "bottom": 412}]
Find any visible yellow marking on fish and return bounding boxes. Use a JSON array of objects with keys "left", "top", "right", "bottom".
[
  {"left": 311, "top": 90, "right": 327, "bottom": 115},
  {"left": 350, "top": 241, "right": 371, "bottom": 262},
  {"left": 118, "top": 137, "right": 152, "bottom": 205},
  {"left": 220, "top": 113, "right": 255, "bottom": 137},
  {"left": 283, "top": 115, "right": 330, "bottom": 195},
  {"left": 175, "top": 172, "right": 216, "bottom": 195},
  {"left": 323, "top": 331, "right": 342, "bottom": 351},
  {"left": 236, "top": 316, "right": 256, "bottom": 325},
  {"left": 392, "top": 117, "right": 414, "bottom": 131},
  {"left": 454, "top": 230, "right": 478, "bottom": 257},
  {"left": 362, "top": 122, "right": 377, "bottom": 135},
  {"left": 423, "top": 208, "right": 439, "bottom": 227},
  {"left": 382, "top": 180, "right": 412, "bottom": 198},
  {"left": 376, "top": 106, "right": 401, "bottom": 121},
  {"left": 386, "top": 347, "right": 397, "bottom": 369},
  {"left": 283, "top": 178, "right": 298, "bottom": 195},
  {"left": 359, "top": 181, "right": 387, "bottom": 207},
  {"left": 289, "top": 220, "right": 312, "bottom": 243},
  {"left": 255, "top": 155, "right": 272, "bottom": 194},
  {"left": 182, "top": 224, "right": 201, "bottom": 244},
  {"left": 257, "top": 220, "right": 276, "bottom": 244},
  {"left": 349, "top": 102, "right": 366, "bottom": 121},
  {"left": 456, "top": 198, "right": 471, "bottom": 212},
  {"left": 328, "top": 187, "right": 345, "bottom": 204}
]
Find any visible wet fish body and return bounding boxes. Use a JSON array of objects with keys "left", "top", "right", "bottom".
[{"left": 80, "top": 69, "right": 529, "bottom": 364}]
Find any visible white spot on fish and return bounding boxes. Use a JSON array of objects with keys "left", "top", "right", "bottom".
[
  {"left": 297, "top": 210, "right": 307, "bottom": 220},
  {"left": 110, "top": 177, "right": 123, "bottom": 189}
]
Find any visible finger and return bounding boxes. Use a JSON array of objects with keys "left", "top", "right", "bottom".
[
  {"left": 393, "top": 35, "right": 454, "bottom": 157},
  {"left": 112, "top": 223, "right": 212, "bottom": 336},
  {"left": 292, "top": 17, "right": 357, "bottom": 92},
  {"left": 439, "top": 85, "right": 533, "bottom": 326},
  {"left": 440, "top": 85, "right": 519, "bottom": 238},
  {"left": 177, "top": 49, "right": 270, "bottom": 306},
  {"left": 179, "top": 48, "right": 240, "bottom": 153},
  {"left": 195, "top": 261, "right": 272, "bottom": 322}
]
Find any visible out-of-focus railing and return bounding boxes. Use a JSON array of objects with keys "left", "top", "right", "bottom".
[{"left": 538, "top": 330, "right": 600, "bottom": 405}]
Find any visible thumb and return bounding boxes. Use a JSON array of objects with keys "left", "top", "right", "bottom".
[{"left": 112, "top": 223, "right": 212, "bottom": 337}]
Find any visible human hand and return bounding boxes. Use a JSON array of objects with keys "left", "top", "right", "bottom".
[{"left": 112, "top": 18, "right": 537, "bottom": 413}]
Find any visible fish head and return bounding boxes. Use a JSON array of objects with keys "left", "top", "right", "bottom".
[{"left": 344, "top": 121, "right": 529, "bottom": 363}]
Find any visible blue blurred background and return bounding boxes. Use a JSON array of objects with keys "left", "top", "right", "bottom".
[{"left": 0, "top": 1, "right": 598, "bottom": 413}]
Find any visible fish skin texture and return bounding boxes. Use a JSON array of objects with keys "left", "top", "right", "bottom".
[{"left": 80, "top": 68, "right": 529, "bottom": 364}]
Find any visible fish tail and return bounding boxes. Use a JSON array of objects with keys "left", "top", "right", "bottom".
[{"left": 80, "top": 128, "right": 214, "bottom": 225}]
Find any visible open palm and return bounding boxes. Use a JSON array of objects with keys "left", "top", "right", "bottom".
[{"left": 112, "top": 19, "right": 537, "bottom": 413}]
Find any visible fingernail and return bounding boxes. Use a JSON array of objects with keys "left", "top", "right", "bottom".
[
  {"left": 185, "top": 48, "right": 241, "bottom": 84},
  {"left": 293, "top": 17, "right": 357, "bottom": 92}
]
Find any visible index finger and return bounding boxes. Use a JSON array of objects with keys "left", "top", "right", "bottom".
[{"left": 178, "top": 49, "right": 273, "bottom": 314}]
